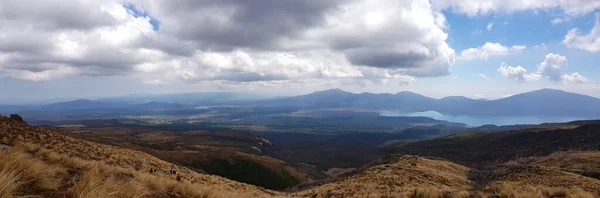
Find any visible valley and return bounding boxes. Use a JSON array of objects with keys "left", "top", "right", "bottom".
[{"left": 2, "top": 88, "right": 600, "bottom": 197}]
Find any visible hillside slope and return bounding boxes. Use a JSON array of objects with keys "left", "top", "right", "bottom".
[
  {"left": 0, "top": 115, "right": 279, "bottom": 197},
  {"left": 294, "top": 155, "right": 600, "bottom": 197},
  {"left": 55, "top": 124, "right": 316, "bottom": 190},
  {"left": 384, "top": 124, "right": 600, "bottom": 166},
  {"left": 294, "top": 155, "right": 472, "bottom": 197},
  {"left": 3, "top": 114, "right": 600, "bottom": 197}
]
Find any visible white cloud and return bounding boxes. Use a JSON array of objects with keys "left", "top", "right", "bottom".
[
  {"left": 9, "top": 65, "right": 78, "bottom": 81},
  {"left": 498, "top": 53, "right": 588, "bottom": 84},
  {"left": 304, "top": 0, "right": 455, "bottom": 76},
  {"left": 0, "top": 0, "right": 456, "bottom": 87},
  {"left": 486, "top": 22, "right": 494, "bottom": 31},
  {"left": 458, "top": 42, "right": 526, "bottom": 60},
  {"left": 472, "top": 93, "right": 485, "bottom": 99},
  {"left": 432, "top": 0, "right": 600, "bottom": 16},
  {"left": 563, "top": 13, "right": 600, "bottom": 52},
  {"left": 537, "top": 53, "right": 568, "bottom": 81},
  {"left": 561, "top": 72, "right": 589, "bottom": 83},
  {"left": 478, "top": 73, "right": 487, "bottom": 79},
  {"left": 143, "top": 79, "right": 166, "bottom": 85},
  {"left": 536, "top": 53, "right": 589, "bottom": 84},
  {"left": 498, "top": 62, "right": 540, "bottom": 82},
  {"left": 550, "top": 18, "right": 566, "bottom": 24},
  {"left": 534, "top": 43, "right": 548, "bottom": 50}
]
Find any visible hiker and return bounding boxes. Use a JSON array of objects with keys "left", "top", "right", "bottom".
[
  {"left": 176, "top": 174, "right": 181, "bottom": 182},
  {"left": 150, "top": 168, "right": 153, "bottom": 173}
]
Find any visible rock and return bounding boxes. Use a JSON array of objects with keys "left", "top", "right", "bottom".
[
  {"left": 0, "top": 143, "right": 12, "bottom": 151},
  {"left": 116, "top": 172, "right": 135, "bottom": 181},
  {"left": 9, "top": 114, "right": 25, "bottom": 123}
]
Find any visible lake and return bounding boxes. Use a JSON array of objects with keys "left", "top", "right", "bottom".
[{"left": 380, "top": 110, "right": 596, "bottom": 127}]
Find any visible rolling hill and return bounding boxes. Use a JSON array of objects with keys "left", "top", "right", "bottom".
[
  {"left": 0, "top": 114, "right": 279, "bottom": 197},
  {"left": 52, "top": 121, "right": 318, "bottom": 190},
  {"left": 383, "top": 122, "right": 600, "bottom": 167},
  {"left": 294, "top": 155, "right": 600, "bottom": 197},
  {"left": 3, "top": 114, "right": 600, "bottom": 197}
]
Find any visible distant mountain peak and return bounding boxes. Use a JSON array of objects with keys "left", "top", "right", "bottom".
[
  {"left": 70, "top": 99, "right": 93, "bottom": 102},
  {"left": 313, "top": 88, "right": 351, "bottom": 95},
  {"left": 441, "top": 96, "right": 472, "bottom": 100},
  {"left": 394, "top": 91, "right": 428, "bottom": 98},
  {"left": 535, "top": 88, "right": 564, "bottom": 93}
]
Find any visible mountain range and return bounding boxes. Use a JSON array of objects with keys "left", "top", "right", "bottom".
[
  {"left": 266, "top": 88, "right": 600, "bottom": 117},
  {"left": 2, "top": 88, "right": 600, "bottom": 118}
]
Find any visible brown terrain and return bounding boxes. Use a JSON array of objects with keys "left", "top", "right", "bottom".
[
  {"left": 53, "top": 124, "right": 316, "bottom": 190},
  {"left": 2, "top": 114, "right": 600, "bottom": 197},
  {"left": 0, "top": 115, "right": 280, "bottom": 197}
]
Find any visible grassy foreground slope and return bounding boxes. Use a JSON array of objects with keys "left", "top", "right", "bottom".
[
  {"left": 55, "top": 124, "right": 315, "bottom": 190},
  {"left": 2, "top": 114, "right": 600, "bottom": 198},
  {"left": 0, "top": 115, "right": 279, "bottom": 198},
  {"left": 295, "top": 155, "right": 600, "bottom": 197}
]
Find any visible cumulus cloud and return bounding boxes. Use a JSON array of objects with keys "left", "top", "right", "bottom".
[
  {"left": 498, "top": 62, "right": 540, "bottom": 82},
  {"left": 498, "top": 53, "right": 588, "bottom": 84},
  {"left": 0, "top": 0, "right": 454, "bottom": 87},
  {"left": 561, "top": 72, "right": 589, "bottom": 83},
  {"left": 432, "top": 0, "right": 600, "bottom": 16},
  {"left": 306, "top": 0, "right": 455, "bottom": 74},
  {"left": 563, "top": 13, "right": 600, "bottom": 52},
  {"left": 536, "top": 53, "right": 588, "bottom": 83},
  {"left": 0, "top": 2, "right": 159, "bottom": 80},
  {"left": 537, "top": 53, "right": 568, "bottom": 81},
  {"left": 458, "top": 42, "right": 526, "bottom": 60},
  {"left": 486, "top": 22, "right": 494, "bottom": 31}
]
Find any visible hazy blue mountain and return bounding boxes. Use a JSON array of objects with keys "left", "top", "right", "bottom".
[
  {"left": 0, "top": 105, "right": 25, "bottom": 114},
  {"left": 268, "top": 88, "right": 600, "bottom": 117},
  {"left": 480, "top": 89, "right": 600, "bottom": 116},
  {"left": 39, "top": 99, "right": 183, "bottom": 110},
  {"left": 99, "top": 92, "right": 275, "bottom": 105},
  {"left": 41, "top": 99, "right": 125, "bottom": 110}
]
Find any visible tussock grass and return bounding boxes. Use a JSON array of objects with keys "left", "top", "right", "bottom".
[
  {"left": 0, "top": 148, "right": 64, "bottom": 197},
  {"left": 490, "top": 183, "right": 596, "bottom": 198},
  {"left": 67, "top": 168, "right": 148, "bottom": 198},
  {"left": 2, "top": 115, "right": 600, "bottom": 198},
  {"left": 0, "top": 115, "right": 279, "bottom": 198},
  {"left": 0, "top": 169, "right": 20, "bottom": 198}
]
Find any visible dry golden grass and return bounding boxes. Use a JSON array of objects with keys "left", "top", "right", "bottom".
[
  {"left": 489, "top": 183, "right": 596, "bottom": 198},
  {"left": 66, "top": 168, "right": 148, "bottom": 198},
  {"left": 0, "top": 115, "right": 281, "bottom": 198},
  {"left": 510, "top": 151, "right": 600, "bottom": 173},
  {"left": 2, "top": 115, "right": 600, "bottom": 198},
  {"left": 294, "top": 155, "right": 472, "bottom": 197},
  {"left": 0, "top": 147, "right": 64, "bottom": 197},
  {"left": 0, "top": 169, "right": 19, "bottom": 198},
  {"left": 490, "top": 166, "right": 600, "bottom": 195}
]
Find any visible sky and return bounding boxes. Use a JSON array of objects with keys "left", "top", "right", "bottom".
[{"left": 0, "top": 0, "right": 600, "bottom": 104}]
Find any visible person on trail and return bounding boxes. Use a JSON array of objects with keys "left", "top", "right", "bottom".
[
  {"left": 176, "top": 174, "right": 181, "bottom": 182},
  {"left": 150, "top": 168, "right": 153, "bottom": 173}
]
